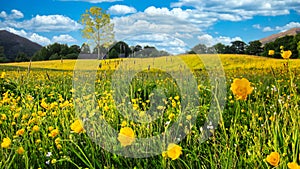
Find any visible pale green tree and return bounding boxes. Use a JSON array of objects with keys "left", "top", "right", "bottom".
[{"left": 80, "top": 7, "right": 114, "bottom": 59}]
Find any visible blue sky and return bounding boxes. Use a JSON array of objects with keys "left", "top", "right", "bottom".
[{"left": 1, "top": 0, "right": 300, "bottom": 54}]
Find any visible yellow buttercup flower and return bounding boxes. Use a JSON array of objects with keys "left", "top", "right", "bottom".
[
  {"left": 281, "top": 50, "right": 292, "bottom": 59},
  {"left": 16, "top": 128, "right": 25, "bottom": 136},
  {"left": 1, "top": 114, "right": 7, "bottom": 121},
  {"left": 32, "top": 125, "right": 39, "bottom": 132},
  {"left": 162, "top": 143, "right": 182, "bottom": 160},
  {"left": 117, "top": 127, "right": 135, "bottom": 147},
  {"left": 0, "top": 72, "right": 5, "bottom": 79},
  {"left": 17, "top": 147, "right": 25, "bottom": 155},
  {"left": 287, "top": 162, "right": 300, "bottom": 169},
  {"left": 70, "top": 119, "right": 84, "bottom": 134},
  {"left": 1, "top": 137, "right": 11, "bottom": 148},
  {"left": 49, "top": 128, "right": 59, "bottom": 138},
  {"left": 268, "top": 50, "right": 275, "bottom": 56},
  {"left": 266, "top": 152, "right": 280, "bottom": 167},
  {"left": 230, "top": 78, "right": 253, "bottom": 100}
]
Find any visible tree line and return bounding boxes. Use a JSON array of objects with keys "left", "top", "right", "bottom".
[{"left": 188, "top": 34, "right": 300, "bottom": 59}]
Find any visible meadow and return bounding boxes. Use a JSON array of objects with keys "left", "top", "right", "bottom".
[{"left": 0, "top": 54, "right": 300, "bottom": 169}]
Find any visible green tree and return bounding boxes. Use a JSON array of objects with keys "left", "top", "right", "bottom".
[
  {"left": 230, "top": 40, "right": 247, "bottom": 54},
  {"left": 213, "top": 43, "right": 226, "bottom": 54},
  {"left": 15, "top": 52, "right": 29, "bottom": 62},
  {"left": 246, "top": 40, "right": 263, "bottom": 56},
  {"left": 80, "top": 7, "right": 114, "bottom": 59},
  {"left": 108, "top": 48, "right": 118, "bottom": 59}
]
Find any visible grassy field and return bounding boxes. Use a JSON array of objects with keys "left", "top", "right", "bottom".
[{"left": 0, "top": 54, "right": 300, "bottom": 168}]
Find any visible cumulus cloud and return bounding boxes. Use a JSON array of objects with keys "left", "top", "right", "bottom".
[
  {"left": 197, "top": 34, "right": 242, "bottom": 46},
  {"left": 111, "top": 6, "right": 204, "bottom": 54},
  {"left": 20, "top": 15, "right": 82, "bottom": 32},
  {"left": 0, "top": 9, "right": 24, "bottom": 19},
  {"left": 171, "top": 0, "right": 300, "bottom": 21},
  {"left": 0, "top": 11, "right": 7, "bottom": 18},
  {"left": 29, "top": 33, "right": 51, "bottom": 45},
  {"left": 275, "top": 22, "right": 300, "bottom": 32},
  {"left": 261, "top": 22, "right": 300, "bottom": 32},
  {"left": 52, "top": 34, "right": 77, "bottom": 43},
  {"left": 262, "top": 26, "right": 274, "bottom": 32},
  {"left": 108, "top": 5, "right": 137, "bottom": 15},
  {"left": 0, "top": 10, "right": 81, "bottom": 33}
]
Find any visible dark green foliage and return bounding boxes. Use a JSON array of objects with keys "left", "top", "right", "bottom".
[
  {"left": 246, "top": 40, "right": 263, "bottom": 55},
  {"left": 263, "top": 35, "right": 300, "bottom": 58},
  {"left": 33, "top": 43, "right": 81, "bottom": 61},
  {"left": 15, "top": 52, "right": 29, "bottom": 62},
  {"left": 108, "top": 48, "right": 118, "bottom": 59}
]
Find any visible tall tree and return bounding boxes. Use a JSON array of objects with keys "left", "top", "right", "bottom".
[
  {"left": 246, "top": 40, "right": 263, "bottom": 55},
  {"left": 230, "top": 41, "right": 247, "bottom": 54},
  {"left": 213, "top": 43, "right": 226, "bottom": 54},
  {"left": 80, "top": 7, "right": 114, "bottom": 59}
]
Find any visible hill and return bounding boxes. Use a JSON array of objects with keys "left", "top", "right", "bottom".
[
  {"left": 0, "top": 30, "right": 42, "bottom": 62},
  {"left": 260, "top": 27, "right": 300, "bottom": 45}
]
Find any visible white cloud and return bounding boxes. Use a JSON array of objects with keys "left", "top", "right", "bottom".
[
  {"left": 261, "top": 22, "right": 300, "bottom": 32},
  {"left": 171, "top": 0, "right": 300, "bottom": 21},
  {"left": 197, "top": 34, "right": 242, "bottom": 46},
  {"left": 111, "top": 7, "right": 204, "bottom": 54},
  {"left": 275, "top": 22, "right": 300, "bottom": 32},
  {"left": 252, "top": 24, "right": 261, "bottom": 29},
  {"left": 108, "top": 5, "right": 137, "bottom": 15},
  {"left": 262, "top": 26, "right": 274, "bottom": 32},
  {"left": 29, "top": 33, "right": 51, "bottom": 45},
  {"left": 5, "top": 27, "right": 27, "bottom": 37},
  {"left": 0, "top": 10, "right": 81, "bottom": 33},
  {"left": 20, "top": 15, "right": 82, "bottom": 32},
  {"left": 52, "top": 34, "right": 77, "bottom": 43},
  {"left": 0, "top": 11, "right": 7, "bottom": 18},
  {"left": 0, "top": 9, "right": 24, "bottom": 20},
  {"left": 11, "top": 9, "right": 24, "bottom": 19}
]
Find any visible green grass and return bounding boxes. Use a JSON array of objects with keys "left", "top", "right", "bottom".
[{"left": 0, "top": 54, "right": 299, "bottom": 168}]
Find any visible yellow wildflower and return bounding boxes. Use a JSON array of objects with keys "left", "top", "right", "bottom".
[
  {"left": 268, "top": 50, "right": 275, "bottom": 56},
  {"left": 117, "top": 127, "right": 135, "bottom": 147},
  {"left": 287, "top": 162, "right": 300, "bottom": 169},
  {"left": 17, "top": 147, "right": 25, "bottom": 155},
  {"left": 281, "top": 50, "right": 292, "bottom": 59},
  {"left": 1, "top": 114, "right": 7, "bottom": 121},
  {"left": 0, "top": 72, "right": 5, "bottom": 78},
  {"left": 162, "top": 143, "right": 182, "bottom": 160},
  {"left": 32, "top": 125, "right": 39, "bottom": 132},
  {"left": 16, "top": 128, "right": 25, "bottom": 136},
  {"left": 266, "top": 152, "right": 280, "bottom": 167},
  {"left": 49, "top": 128, "right": 59, "bottom": 138},
  {"left": 230, "top": 78, "right": 253, "bottom": 100},
  {"left": 70, "top": 119, "right": 84, "bottom": 134},
  {"left": 1, "top": 137, "right": 11, "bottom": 148}
]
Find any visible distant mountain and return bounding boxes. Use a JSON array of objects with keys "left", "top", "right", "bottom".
[
  {"left": 0, "top": 30, "right": 42, "bottom": 62},
  {"left": 260, "top": 27, "right": 300, "bottom": 45}
]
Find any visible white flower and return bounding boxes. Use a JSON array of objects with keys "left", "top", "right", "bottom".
[{"left": 46, "top": 152, "right": 52, "bottom": 157}]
